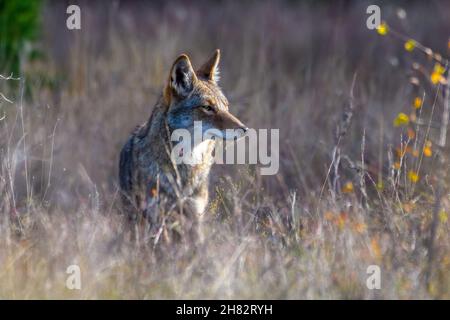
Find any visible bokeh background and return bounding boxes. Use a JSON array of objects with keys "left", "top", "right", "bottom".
[{"left": 0, "top": 0, "right": 449, "bottom": 299}]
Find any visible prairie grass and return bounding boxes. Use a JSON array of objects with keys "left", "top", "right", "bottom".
[{"left": 0, "top": 0, "right": 449, "bottom": 299}]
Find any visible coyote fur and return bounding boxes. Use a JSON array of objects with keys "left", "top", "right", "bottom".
[{"left": 119, "top": 49, "right": 247, "bottom": 239}]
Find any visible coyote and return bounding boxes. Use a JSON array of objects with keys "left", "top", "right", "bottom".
[{"left": 119, "top": 49, "right": 248, "bottom": 239}]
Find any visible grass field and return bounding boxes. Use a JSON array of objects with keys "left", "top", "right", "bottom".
[{"left": 0, "top": 0, "right": 449, "bottom": 299}]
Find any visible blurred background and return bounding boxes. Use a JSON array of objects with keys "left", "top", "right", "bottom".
[
  {"left": 0, "top": 0, "right": 449, "bottom": 299},
  {"left": 2, "top": 0, "right": 450, "bottom": 202}
]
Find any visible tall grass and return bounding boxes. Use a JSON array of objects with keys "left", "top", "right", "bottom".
[{"left": 0, "top": 0, "right": 449, "bottom": 299}]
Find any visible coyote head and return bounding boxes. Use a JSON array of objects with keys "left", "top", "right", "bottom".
[{"left": 164, "top": 50, "right": 248, "bottom": 140}]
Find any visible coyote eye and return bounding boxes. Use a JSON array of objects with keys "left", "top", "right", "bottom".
[{"left": 202, "top": 105, "right": 214, "bottom": 112}]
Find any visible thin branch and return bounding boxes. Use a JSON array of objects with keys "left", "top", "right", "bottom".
[
  {"left": 319, "top": 72, "right": 357, "bottom": 202},
  {"left": 0, "top": 73, "right": 20, "bottom": 81},
  {"left": 0, "top": 93, "right": 14, "bottom": 104}
]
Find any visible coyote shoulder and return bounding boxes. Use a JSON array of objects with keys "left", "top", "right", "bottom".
[{"left": 119, "top": 50, "right": 247, "bottom": 233}]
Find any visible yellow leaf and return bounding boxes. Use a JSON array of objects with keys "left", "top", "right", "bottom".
[
  {"left": 433, "top": 63, "right": 445, "bottom": 75},
  {"left": 353, "top": 222, "right": 367, "bottom": 234},
  {"left": 413, "top": 97, "right": 422, "bottom": 109},
  {"left": 376, "top": 22, "right": 389, "bottom": 36},
  {"left": 394, "top": 113, "right": 409, "bottom": 127},
  {"left": 428, "top": 282, "right": 438, "bottom": 296},
  {"left": 376, "top": 181, "right": 384, "bottom": 191},
  {"left": 408, "top": 171, "right": 419, "bottom": 183},
  {"left": 336, "top": 212, "right": 348, "bottom": 230},
  {"left": 371, "top": 238, "right": 382, "bottom": 259},
  {"left": 439, "top": 211, "right": 448, "bottom": 223},
  {"left": 342, "top": 181, "right": 354, "bottom": 193},
  {"left": 431, "top": 71, "right": 444, "bottom": 85},
  {"left": 423, "top": 146, "right": 432, "bottom": 157},
  {"left": 404, "top": 39, "right": 416, "bottom": 52}
]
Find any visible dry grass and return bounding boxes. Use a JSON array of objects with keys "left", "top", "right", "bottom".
[{"left": 0, "top": 0, "right": 449, "bottom": 299}]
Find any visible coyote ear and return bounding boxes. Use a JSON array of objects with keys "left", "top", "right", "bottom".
[
  {"left": 166, "top": 54, "right": 197, "bottom": 101},
  {"left": 197, "top": 49, "right": 220, "bottom": 82}
]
